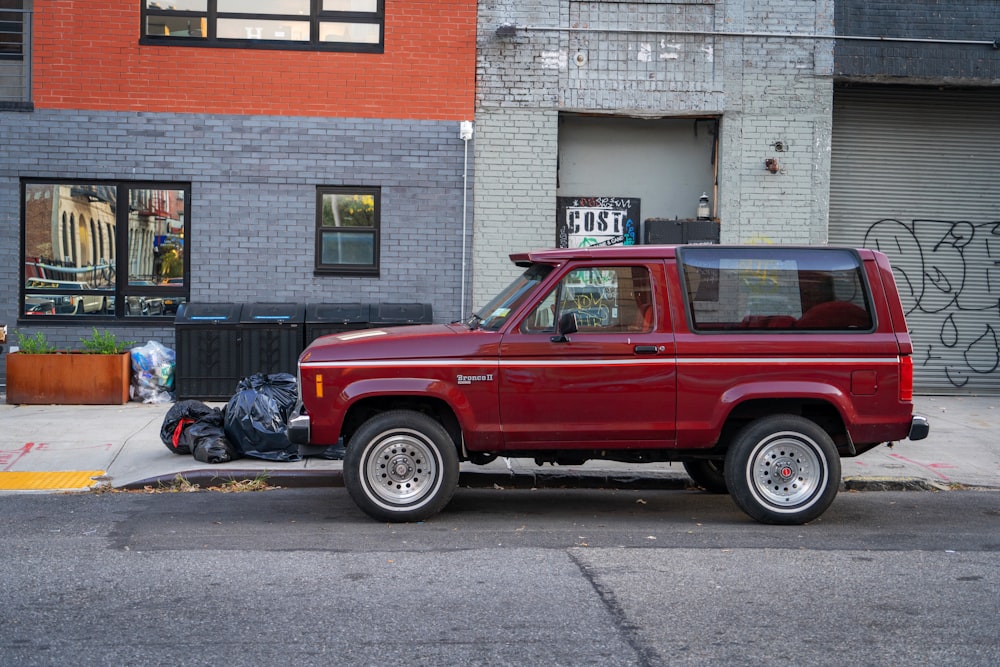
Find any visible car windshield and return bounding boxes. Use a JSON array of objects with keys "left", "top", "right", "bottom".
[{"left": 471, "top": 263, "right": 554, "bottom": 331}]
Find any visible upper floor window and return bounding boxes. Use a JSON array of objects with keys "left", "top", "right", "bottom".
[
  {"left": 315, "top": 186, "right": 380, "bottom": 276},
  {"left": 0, "top": 0, "right": 25, "bottom": 59},
  {"left": 141, "top": 0, "right": 384, "bottom": 53}
]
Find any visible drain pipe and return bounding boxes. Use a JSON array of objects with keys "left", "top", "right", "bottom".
[{"left": 459, "top": 121, "right": 474, "bottom": 321}]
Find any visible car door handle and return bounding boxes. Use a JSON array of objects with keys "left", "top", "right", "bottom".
[{"left": 634, "top": 345, "right": 659, "bottom": 355}]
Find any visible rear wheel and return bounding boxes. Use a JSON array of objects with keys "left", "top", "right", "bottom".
[
  {"left": 683, "top": 459, "right": 728, "bottom": 493},
  {"left": 343, "top": 410, "right": 459, "bottom": 523},
  {"left": 724, "top": 415, "right": 840, "bottom": 525}
]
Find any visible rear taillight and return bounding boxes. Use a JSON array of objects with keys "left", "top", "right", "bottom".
[{"left": 899, "top": 355, "right": 913, "bottom": 402}]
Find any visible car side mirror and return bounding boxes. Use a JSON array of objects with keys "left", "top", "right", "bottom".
[{"left": 550, "top": 312, "right": 578, "bottom": 343}]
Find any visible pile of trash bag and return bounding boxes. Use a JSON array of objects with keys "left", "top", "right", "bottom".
[
  {"left": 132, "top": 340, "right": 176, "bottom": 404},
  {"left": 160, "top": 399, "right": 235, "bottom": 463},
  {"left": 159, "top": 372, "right": 300, "bottom": 464},
  {"left": 224, "top": 372, "right": 300, "bottom": 462}
]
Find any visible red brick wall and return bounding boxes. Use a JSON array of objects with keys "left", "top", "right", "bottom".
[{"left": 32, "top": 1, "right": 476, "bottom": 120}]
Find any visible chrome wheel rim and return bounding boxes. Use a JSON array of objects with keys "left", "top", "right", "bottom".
[
  {"left": 748, "top": 432, "right": 825, "bottom": 509},
  {"left": 363, "top": 429, "right": 440, "bottom": 506}
]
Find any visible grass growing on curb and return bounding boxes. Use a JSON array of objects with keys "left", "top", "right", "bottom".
[
  {"left": 145, "top": 474, "right": 201, "bottom": 493},
  {"left": 89, "top": 472, "right": 278, "bottom": 494},
  {"left": 217, "top": 472, "right": 274, "bottom": 493}
]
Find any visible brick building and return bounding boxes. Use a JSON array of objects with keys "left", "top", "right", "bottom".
[
  {"left": 829, "top": 0, "right": 1000, "bottom": 392},
  {"left": 473, "top": 0, "right": 999, "bottom": 392},
  {"left": 473, "top": 0, "right": 838, "bottom": 306},
  {"left": 3, "top": 1, "right": 998, "bottom": 393},
  {"left": 1, "top": 1, "right": 476, "bottom": 361}
]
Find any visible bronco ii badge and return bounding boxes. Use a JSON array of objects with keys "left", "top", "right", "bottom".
[{"left": 457, "top": 373, "right": 494, "bottom": 385}]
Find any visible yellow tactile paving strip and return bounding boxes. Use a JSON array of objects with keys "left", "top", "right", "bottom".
[{"left": 0, "top": 471, "right": 106, "bottom": 490}]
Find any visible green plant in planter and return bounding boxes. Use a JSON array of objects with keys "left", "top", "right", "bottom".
[
  {"left": 80, "top": 328, "right": 136, "bottom": 354},
  {"left": 14, "top": 330, "right": 56, "bottom": 354}
]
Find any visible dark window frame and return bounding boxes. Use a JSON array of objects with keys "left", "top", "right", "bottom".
[
  {"left": 315, "top": 185, "right": 380, "bottom": 277},
  {"left": 19, "top": 179, "right": 191, "bottom": 324},
  {"left": 140, "top": 0, "right": 385, "bottom": 54}
]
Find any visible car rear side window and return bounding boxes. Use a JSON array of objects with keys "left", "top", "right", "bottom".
[{"left": 679, "top": 247, "right": 873, "bottom": 332}]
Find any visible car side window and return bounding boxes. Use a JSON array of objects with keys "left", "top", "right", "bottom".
[
  {"left": 522, "top": 265, "right": 654, "bottom": 334},
  {"left": 680, "top": 247, "right": 873, "bottom": 332}
]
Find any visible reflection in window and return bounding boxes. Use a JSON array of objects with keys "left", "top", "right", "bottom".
[
  {"left": 320, "top": 22, "right": 380, "bottom": 44},
  {"left": 679, "top": 247, "right": 873, "bottom": 332},
  {"left": 0, "top": 0, "right": 26, "bottom": 58},
  {"left": 218, "top": 0, "right": 309, "bottom": 13},
  {"left": 522, "top": 266, "right": 654, "bottom": 334},
  {"left": 21, "top": 181, "right": 189, "bottom": 319},
  {"left": 143, "top": 0, "right": 384, "bottom": 51},
  {"left": 324, "top": 0, "right": 378, "bottom": 10},
  {"left": 217, "top": 19, "right": 309, "bottom": 41},
  {"left": 315, "top": 187, "right": 379, "bottom": 275}
]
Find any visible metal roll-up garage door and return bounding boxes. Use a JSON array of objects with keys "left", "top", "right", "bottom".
[{"left": 830, "top": 85, "right": 1000, "bottom": 394}]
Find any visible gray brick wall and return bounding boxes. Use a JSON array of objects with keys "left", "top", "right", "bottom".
[
  {"left": 471, "top": 108, "right": 559, "bottom": 306},
  {"left": 475, "top": 0, "right": 835, "bottom": 292},
  {"left": 835, "top": 0, "right": 1000, "bottom": 82},
  {"left": 0, "top": 109, "right": 471, "bottom": 353}
]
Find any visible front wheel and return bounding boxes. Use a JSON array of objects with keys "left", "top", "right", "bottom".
[
  {"left": 343, "top": 410, "right": 459, "bottom": 522},
  {"left": 724, "top": 415, "right": 841, "bottom": 525}
]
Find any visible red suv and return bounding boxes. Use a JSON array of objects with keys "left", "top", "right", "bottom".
[{"left": 291, "top": 245, "right": 928, "bottom": 525}]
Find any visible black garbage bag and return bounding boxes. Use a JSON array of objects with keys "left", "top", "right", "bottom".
[
  {"left": 160, "top": 399, "right": 217, "bottom": 455},
  {"left": 189, "top": 410, "right": 239, "bottom": 464},
  {"left": 223, "top": 372, "right": 301, "bottom": 462}
]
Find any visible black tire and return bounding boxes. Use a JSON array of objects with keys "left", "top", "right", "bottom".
[
  {"left": 724, "top": 415, "right": 841, "bottom": 525},
  {"left": 683, "top": 459, "right": 728, "bottom": 493},
  {"left": 343, "top": 410, "right": 459, "bottom": 522}
]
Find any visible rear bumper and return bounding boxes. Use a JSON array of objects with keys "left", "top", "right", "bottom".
[{"left": 908, "top": 414, "right": 929, "bottom": 441}]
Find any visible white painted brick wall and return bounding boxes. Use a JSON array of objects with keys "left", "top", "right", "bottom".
[{"left": 476, "top": 0, "right": 835, "bottom": 292}]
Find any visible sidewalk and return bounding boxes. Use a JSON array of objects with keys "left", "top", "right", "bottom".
[{"left": 0, "top": 395, "right": 997, "bottom": 493}]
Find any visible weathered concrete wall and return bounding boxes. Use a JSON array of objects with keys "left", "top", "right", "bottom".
[{"left": 473, "top": 0, "right": 835, "bottom": 305}]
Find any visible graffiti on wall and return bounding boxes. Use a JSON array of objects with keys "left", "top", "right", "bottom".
[
  {"left": 864, "top": 218, "right": 1000, "bottom": 388},
  {"left": 556, "top": 197, "right": 639, "bottom": 249}
]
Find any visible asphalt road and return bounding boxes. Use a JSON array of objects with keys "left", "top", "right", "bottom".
[{"left": 1, "top": 487, "right": 997, "bottom": 666}]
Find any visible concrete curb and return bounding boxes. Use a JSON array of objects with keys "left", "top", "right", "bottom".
[{"left": 117, "top": 468, "right": 991, "bottom": 494}]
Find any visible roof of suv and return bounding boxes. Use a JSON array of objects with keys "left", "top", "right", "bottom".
[
  {"left": 511, "top": 245, "right": 679, "bottom": 266},
  {"left": 511, "top": 244, "right": 878, "bottom": 266}
]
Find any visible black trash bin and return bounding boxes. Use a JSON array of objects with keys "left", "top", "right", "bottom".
[
  {"left": 305, "top": 302, "right": 369, "bottom": 346},
  {"left": 174, "top": 303, "right": 243, "bottom": 400},
  {"left": 369, "top": 302, "right": 433, "bottom": 327},
  {"left": 240, "top": 303, "right": 305, "bottom": 377}
]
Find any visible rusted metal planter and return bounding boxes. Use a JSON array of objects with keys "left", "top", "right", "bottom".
[{"left": 6, "top": 351, "right": 131, "bottom": 405}]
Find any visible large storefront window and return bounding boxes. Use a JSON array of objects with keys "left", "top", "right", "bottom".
[
  {"left": 141, "top": 0, "right": 384, "bottom": 53},
  {"left": 21, "top": 181, "right": 190, "bottom": 320}
]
